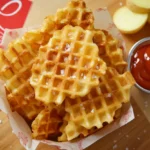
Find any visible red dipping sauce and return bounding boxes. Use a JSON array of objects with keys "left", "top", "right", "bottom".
[{"left": 131, "top": 44, "right": 150, "bottom": 90}]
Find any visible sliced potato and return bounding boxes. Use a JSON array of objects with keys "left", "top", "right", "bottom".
[
  {"left": 126, "top": 0, "right": 150, "bottom": 13},
  {"left": 113, "top": 6, "right": 148, "bottom": 34}
]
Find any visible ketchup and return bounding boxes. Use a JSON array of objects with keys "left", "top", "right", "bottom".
[{"left": 131, "top": 44, "right": 150, "bottom": 90}]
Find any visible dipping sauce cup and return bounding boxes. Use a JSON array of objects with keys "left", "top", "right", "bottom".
[{"left": 128, "top": 37, "right": 150, "bottom": 94}]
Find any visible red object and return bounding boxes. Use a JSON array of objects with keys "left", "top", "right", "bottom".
[
  {"left": 131, "top": 44, "right": 150, "bottom": 90},
  {"left": 0, "top": 0, "right": 32, "bottom": 43}
]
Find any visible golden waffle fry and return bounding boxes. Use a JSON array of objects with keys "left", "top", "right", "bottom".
[
  {"left": 58, "top": 121, "right": 68, "bottom": 142},
  {"left": 58, "top": 106, "right": 123, "bottom": 141},
  {"left": 56, "top": 0, "right": 94, "bottom": 29},
  {"left": 65, "top": 67, "right": 135, "bottom": 130},
  {"left": 93, "top": 30, "right": 127, "bottom": 73},
  {"left": 41, "top": 15, "right": 56, "bottom": 36},
  {"left": 32, "top": 105, "right": 65, "bottom": 140},
  {"left": 30, "top": 25, "right": 106, "bottom": 105},
  {"left": 6, "top": 90, "right": 44, "bottom": 121},
  {"left": 58, "top": 121, "right": 89, "bottom": 141},
  {"left": 23, "top": 30, "right": 50, "bottom": 47},
  {"left": 0, "top": 39, "right": 37, "bottom": 96},
  {"left": 58, "top": 114, "right": 89, "bottom": 141},
  {"left": 0, "top": 38, "right": 43, "bottom": 120},
  {"left": 41, "top": 0, "right": 94, "bottom": 34}
]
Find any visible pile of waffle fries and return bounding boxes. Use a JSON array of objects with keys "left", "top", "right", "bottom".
[{"left": 0, "top": 0, "right": 135, "bottom": 141}]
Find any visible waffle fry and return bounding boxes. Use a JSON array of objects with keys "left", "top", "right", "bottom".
[
  {"left": 0, "top": 37, "right": 43, "bottom": 120},
  {"left": 58, "top": 106, "right": 123, "bottom": 141},
  {"left": 0, "top": 39, "right": 37, "bottom": 95},
  {"left": 30, "top": 25, "right": 106, "bottom": 105},
  {"left": 65, "top": 67, "right": 135, "bottom": 130},
  {"left": 93, "top": 30, "right": 127, "bottom": 73},
  {"left": 58, "top": 114, "right": 89, "bottom": 141},
  {"left": 23, "top": 30, "right": 50, "bottom": 47},
  {"left": 58, "top": 120, "right": 89, "bottom": 142},
  {"left": 32, "top": 104, "right": 65, "bottom": 139},
  {"left": 41, "top": 0, "right": 94, "bottom": 35},
  {"left": 41, "top": 15, "right": 56, "bottom": 36},
  {"left": 6, "top": 90, "right": 44, "bottom": 121},
  {"left": 56, "top": 0, "right": 94, "bottom": 29}
]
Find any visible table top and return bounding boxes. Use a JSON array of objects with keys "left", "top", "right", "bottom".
[{"left": 0, "top": 0, "right": 150, "bottom": 150}]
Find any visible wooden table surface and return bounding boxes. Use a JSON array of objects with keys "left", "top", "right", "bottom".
[{"left": 0, "top": 0, "right": 150, "bottom": 150}]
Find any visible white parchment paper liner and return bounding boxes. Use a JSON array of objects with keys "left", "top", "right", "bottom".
[{"left": 0, "top": 9, "right": 134, "bottom": 150}]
